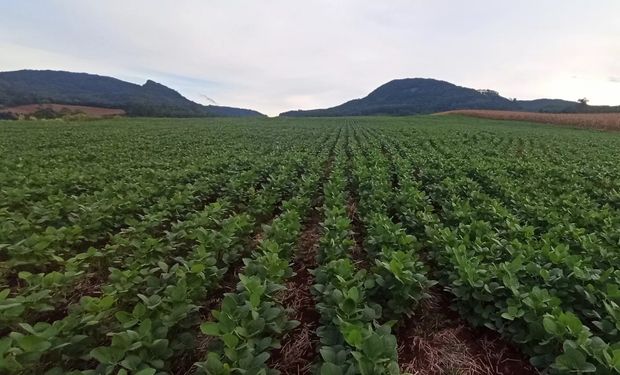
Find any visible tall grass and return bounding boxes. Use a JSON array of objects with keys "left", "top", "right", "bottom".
[{"left": 440, "top": 110, "right": 620, "bottom": 131}]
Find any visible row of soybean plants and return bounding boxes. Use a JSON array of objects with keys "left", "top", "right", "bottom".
[
  {"left": 196, "top": 140, "right": 330, "bottom": 374},
  {"left": 0, "top": 132, "right": 265, "bottom": 298},
  {"left": 377, "top": 126, "right": 620, "bottom": 374},
  {"left": 0, "top": 135, "right": 333, "bottom": 374},
  {"left": 0, "top": 119, "right": 327, "bottom": 271},
  {"left": 0, "top": 118, "right": 247, "bottom": 200},
  {"left": 0, "top": 160, "right": 265, "bottom": 373},
  {"left": 82, "top": 153, "right": 313, "bottom": 375},
  {"left": 1, "top": 125, "right": 334, "bottom": 327},
  {"left": 459, "top": 153, "right": 620, "bottom": 272},
  {"left": 401, "top": 129, "right": 617, "bottom": 373},
  {"left": 79, "top": 130, "right": 335, "bottom": 375},
  {"left": 0, "top": 122, "right": 317, "bottom": 274},
  {"left": 399, "top": 126, "right": 618, "bottom": 260},
  {"left": 350, "top": 126, "right": 433, "bottom": 320},
  {"left": 0, "top": 154, "right": 261, "bottom": 296},
  {"left": 311, "top": 125, "right": 433, "bottom": 375},
  {"left": 0, "top": 124, "right": 245, "bottom": 255},
  {"left": 195, "top": 125, "right": 342, "bottom": 374},
  {"left": 494, "top": 127, "right": 620, "bottom": 210},
  {"left": 0, "top": 153, "right": 277, "bottom": 334},
  {"left": 400, "top": 127, "right": 620, "bottom": 345},
  {"left": 437, "top": 124, "right": 620, "bottom": 240}
]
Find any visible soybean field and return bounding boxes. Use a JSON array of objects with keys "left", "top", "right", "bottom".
[{"left": 1, "top": 116, "right": 620, "bottom": 375}]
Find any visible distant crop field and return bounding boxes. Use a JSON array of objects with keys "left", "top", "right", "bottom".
[
  {"left": 1, "top": 116, "right": 619, "bottom": 374},
  {"left": 440, "top": 109, "right": 620, "bottom": 131},
  {"left": 0, "top": 103, "right": 125, "bottom": 117}
]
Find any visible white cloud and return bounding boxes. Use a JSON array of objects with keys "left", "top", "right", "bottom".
[{"left": 1, "top": 0, "right": 619, "bottom": 115}]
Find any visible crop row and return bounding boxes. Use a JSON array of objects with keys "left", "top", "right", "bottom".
[
  {"left": 377, "top": 128, "right": 620, "bottom": 374},
  {"left": 2, "top": 117, "right": 620, "bottom": 374},
  {"left": 1, "top": 124, "right": 340, "bottom": 374}
]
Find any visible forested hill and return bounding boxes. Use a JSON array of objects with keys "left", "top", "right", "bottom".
[
  {"left": 0, "top": 70, "right": 264, "bottom": 117},
  {"left": 279, "top": 78, "right": 584, "bottom": 116}
]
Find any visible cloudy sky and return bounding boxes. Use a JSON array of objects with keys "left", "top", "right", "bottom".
[{"left": 1, "top": 1, "right": 619, "bottom": 115}]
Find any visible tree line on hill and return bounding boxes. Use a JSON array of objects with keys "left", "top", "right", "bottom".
[
  {"left": 279, "top": 78, "right": 619, "bottom": 117},
  {"left": 1, "top": 71, "right": 617, "bottom": 120},
  {"left": 0, "top": 70, "right": 264, "bottom": 118}
]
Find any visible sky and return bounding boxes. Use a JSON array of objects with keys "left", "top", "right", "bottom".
[{"left": 1, "top": 0, "right": 619, "bottom": 116}]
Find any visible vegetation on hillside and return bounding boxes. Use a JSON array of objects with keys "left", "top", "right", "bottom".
[
  {"left": 280, "top": 78, "right": 617, "bottom": 117},
  {"left": 0, "top": 70, "right": 264, "bottom": 118}
]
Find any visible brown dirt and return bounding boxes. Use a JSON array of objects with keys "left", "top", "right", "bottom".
[
  {"left": 67, "top": 271, "right": 104, "bottom": 301},
  {"left": 0, "top": 103, "right": 125, "bottom": 117},
  {"left": 269, "top": 210, "right": 322, "bottom": 375},
  {"left": 268, "top": 149, "right": 333, "bottom": 374},
  {"left": 346, "top": 198, "right": 370, "bottom": 269},
  {"left": 396, "top": 286, "right": 538, "bottom": 375},
  {"left": 3, "top": 268, "right": 22, "bottom": 290},
  {"left": 439, "top": 110, "right": 620, "bottom": 131}
]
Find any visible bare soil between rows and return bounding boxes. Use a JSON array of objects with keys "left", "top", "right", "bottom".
[
  {"left": 269, "top": 209, "right": 322, "bottom": 374},
  {"left": 396, "top": 286, "right": 538, "bottom": 375}
]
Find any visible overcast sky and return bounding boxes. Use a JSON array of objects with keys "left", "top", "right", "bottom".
[{"left": 1, "top": 1, "right": 619, "bottom": 116}]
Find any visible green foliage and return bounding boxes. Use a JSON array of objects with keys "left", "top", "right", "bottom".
[
  {"left": 2, "top": 116, "right": 620, "bottom": 374},
  {"left": 0, "top": 70, "right": 264, "bottom": 117},
  {"left": 312, "top": 148, "right": 403, "bottom": 374},
  {"left": 279, "top": 78, "right": 583, "bottom": 117}
]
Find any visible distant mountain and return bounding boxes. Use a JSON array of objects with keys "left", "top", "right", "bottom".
[
  {"left": 0, "top": 70, "right": 264, "bottom": 117},
  {"left": 516, "top": 98, "right": 578, "bottom": 112},
  {"left": 279, "top": 78, "right": 585, "bottom": 117}
]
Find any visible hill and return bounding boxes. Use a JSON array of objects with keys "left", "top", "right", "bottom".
[
  {"left": 0, "top": 70, "right": 264, "bottom": 117},
  {"left": 0, "top": 103, "right": 125, "bottom": 119},
  {"left": 279, "top": 78, "right": 588, "bottom": 117}
]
